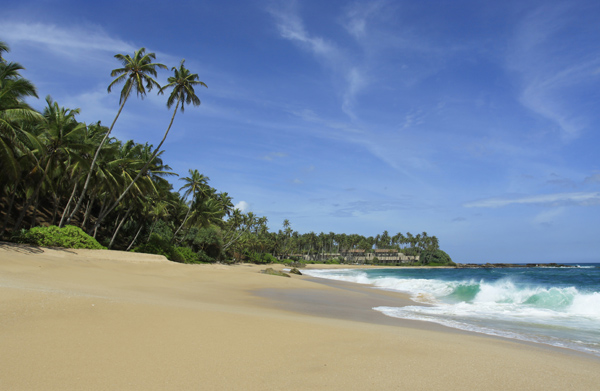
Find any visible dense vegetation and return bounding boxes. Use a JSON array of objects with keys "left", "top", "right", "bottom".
[
  {"left": 14, "top": 225, "right": 105, "bottom": 250},
  {"left": 0, "top": 40, "right": 453, "bottom": 266}
]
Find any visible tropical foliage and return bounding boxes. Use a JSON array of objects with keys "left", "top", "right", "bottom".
[
  {"left": 14, "top": 225, "right": 105, "bottom": 250},
  {"left": 0, "top": 39, "right": 450, "bottom": 265}
]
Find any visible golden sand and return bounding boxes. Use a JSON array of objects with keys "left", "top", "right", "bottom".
[{"left": 1, "top": 242, "right": 598, "bottom": 390}]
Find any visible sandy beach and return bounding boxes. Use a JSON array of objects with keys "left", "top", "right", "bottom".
[{"left": 1, "top": 242, "right": 598, "bottom": 390}]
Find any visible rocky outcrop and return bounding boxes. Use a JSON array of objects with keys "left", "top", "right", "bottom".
[
  {"left": 289, "top": 268, "right": 302, "bottom": 275},
  {"left": 261, "top": 268, "right": 291, "bottom": 277}
]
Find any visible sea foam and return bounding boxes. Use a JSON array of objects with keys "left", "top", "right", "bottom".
[{"left": 304, "top": 267, "right": 600, "bottom": 356}]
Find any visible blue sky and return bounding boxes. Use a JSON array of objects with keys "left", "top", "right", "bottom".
[{"left": 2, "top": 0, "right": 600, "bottom": 263}]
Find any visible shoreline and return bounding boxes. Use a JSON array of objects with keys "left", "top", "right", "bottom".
[
  {"left": 273, "top": 265, "right": 600, "bottom": 360},
  {"left": 1, "top": 244, "right": 599, "bottom": 390}
]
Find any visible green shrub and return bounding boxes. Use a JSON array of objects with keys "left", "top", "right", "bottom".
[
  {"left": 15, "top": 225, "right": 105, "bottom": 250},
  {"left": 420, "top": 249, "right": 455, "bottom": 266},
  {"left": 196, "top": 249, "right": 216, "bottom": 263},
  {"left": 262, "top": 253, "right": 277, "bottom": 264},
  {"left": 174, "top": 246, "right": 200, "bottom": 263},
  {"left": 150, "top": 220, "right": 174, "bottom": 242},
  {"left": 244, "top": 251, "right": 277, "bottom": 264},
  {"left": 190, "top": 226, "right": 223, "bottom": 258},
  {"left": 133, "top": 233, "right": 171, "bottom": 258}
]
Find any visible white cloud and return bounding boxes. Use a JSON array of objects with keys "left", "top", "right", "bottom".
[
  {"left": 235, "top": 201, "right": 250, "bottom": 213},
  {"left": 0, "top": 22, "right": 136, "bottom": 58},
  {"left": 267, "top": 2, "right": 368, "bottom": 120},
  {"left": 507, "top": 5, "right": 600, "bottom": 140},
  {"left": 464, "top": 192, "right": 600, "bottom": 208},
  {"left": 341, "top": 1, "right": 387, "bottom": 39},
  {"left": 268, "top": 3, "right": 339, "bottom": 60},
  {"left": 342, "top": 67, "right": 367, "bottom": 120}
]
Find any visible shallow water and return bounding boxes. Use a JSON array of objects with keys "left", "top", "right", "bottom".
[{"left": 302, "top": 264, "right": 600, "bottom": 356}]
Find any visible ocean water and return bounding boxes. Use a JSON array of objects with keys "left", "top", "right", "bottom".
[{"left": 302, "top": 264, "right": 600, "bottom": 356}]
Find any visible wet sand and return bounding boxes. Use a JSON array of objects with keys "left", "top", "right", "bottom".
[{"left": 1, "top": 242, "right": 598, "bottom": 390}]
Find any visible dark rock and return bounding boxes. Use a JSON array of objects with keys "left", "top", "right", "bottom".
[
  {"left": 262, "top": 268, "right": 291, "bottom": 278},
  {"left": 289, "top": 268, "right": 302, "bottom": 275}
]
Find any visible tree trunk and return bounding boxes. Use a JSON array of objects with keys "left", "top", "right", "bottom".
[
  {"left": 91, "top": 98, "right": 181, "bottom": 233},
  {"left": 126, "top": 224, "right": 144, "bottom": 251},
  {"left": 88, "top": 194, "right": 111, "bottom": 235},
  {"left": 51, "top": 193, "right": 60, "bottom": 226},
  {"left": 14, "top": 157, "right": 51, "bottom": 231},
  {"left": 30, "top": 194, "right": 41, "bottom": 228},
  {"left": 59, "top": 178, "right": 80, "bottom": 228},
  {"left": 81, "top": 195, "right": 95, "bottom": 230},
  {"left": 172, "top": 202, "right": 192, "bottom": 242},
  {"left": 0, "top": 182, "right": 18, "bottom": 237},
  {"left": 65, "top": 84, "right": 132, "bottom": 226},
  {"left": 108, "top": 205, "right": 133, "bottom": 249}
]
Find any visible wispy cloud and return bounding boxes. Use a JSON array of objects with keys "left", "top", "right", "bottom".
[
  {"left": 464, "top": 192, "right": 600, "bottom": 208},
  {"left": 341, "top": 1, "right": 388, "bottom": 39},
  {"left": 0, "top": 22, "right": 136, "bottom": 58},
  {"left": 508, "top": 4, "right": 600, "bottom": 140},
  {"left": 342, "top": 67, "right": 367, "bottom": 120},
  {"left": 268, "top": 2, "right": 340, "bottom": 61},
  {"left": 267, "top": 1, "right": 368, "bottom": 120}
]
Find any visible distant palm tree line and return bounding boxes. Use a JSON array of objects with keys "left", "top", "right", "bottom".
[{"left": 0, "top": 40, "right": 440, "bottom": 262}]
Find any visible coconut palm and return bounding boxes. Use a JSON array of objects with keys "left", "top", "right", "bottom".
[
  {"left": 0, "top": 59, "right": 40, "bottom": 186},
  {"left": 66, "top": 48, "right": 166, "bottom": 225},
  {"left": 89, "top": 59, "right": 206, "bottom": 233},
  {"left": 0, "top": 53, "right": 41, "bottom": 237},
  {"left": 173, "top": 169, "right": 209, "bottom": 239},
  {"left": 13, "top": 97, "right": 86, "bottom": 230},
  {"left": 0, "top": 41, "right": 9, "bottom": 62}
]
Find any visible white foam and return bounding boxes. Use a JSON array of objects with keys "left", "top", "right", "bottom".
[{"left": 306, "top": 268, "right": 600, "bottom": 356}]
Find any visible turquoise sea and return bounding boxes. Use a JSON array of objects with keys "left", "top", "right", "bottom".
[{"left": 302, "top": 264, "right": 600, "bottom": 356}]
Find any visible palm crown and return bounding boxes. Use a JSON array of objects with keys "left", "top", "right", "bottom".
[
  {"left": 159, "top": 60, "right": 207, "bottom": 112},
  {"left": 108, "top": 48, "right": 167, "bottom": 104}
]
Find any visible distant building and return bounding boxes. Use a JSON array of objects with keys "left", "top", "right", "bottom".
[{"left": 284, "top": 249, "right": 419, "bottom": 264}]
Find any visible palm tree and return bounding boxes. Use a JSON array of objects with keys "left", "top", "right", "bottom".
[
  {"left": 65, "top": 48, "right": 166, "bottom": 225},
  {"left": 0, "top": 59, "right": 40, "bottom": 186},
  {"left": 0, "top": 41, "right": 8, "bottom": 62},
  {"left": 0, "top": 52, "right": 41, "bottom": 237},
  {"left": 89, "top": 59, "right": 206, "bottom": 233},
  {"left": 13, "top": 97, "right": 86, "bottom": 230},
  {"left": 172, "top": 169, "right": 209, "bottom": 239}
]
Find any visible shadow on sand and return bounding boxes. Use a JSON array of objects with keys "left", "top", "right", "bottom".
[{"left": 0, "top": 241, "right": 76, "bottom": 255}]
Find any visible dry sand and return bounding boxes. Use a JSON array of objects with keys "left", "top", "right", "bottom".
[{"left": 1, "top": 242, "right": 598, "bottom": 390}]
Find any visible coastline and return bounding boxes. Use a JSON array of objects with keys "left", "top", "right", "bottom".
[{"left": 1, "top": 243, "right": 598, "bottom": 390}]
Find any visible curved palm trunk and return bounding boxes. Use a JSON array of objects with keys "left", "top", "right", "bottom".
[
  {"left": 91, "top": 97, "right": 181, "bottom": 233},
  {"left": 172, "top": 202, "right": 192, "bottom": 242},
  {"left": 126, "top": 224, "right": 144, "bottom": 251},
  {"left": 81, "top": 195, "right": 95, "bottom": 230},
  {"left": 65, "top": 84, "right": 132, "bottom": 226},
  {"left": 108, "top": 204, "right": 133, "bottom": 249},
  {"left": 59, "top": 178, "right": 79, "bottom": 227}
]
